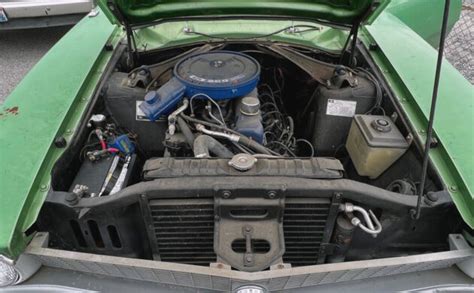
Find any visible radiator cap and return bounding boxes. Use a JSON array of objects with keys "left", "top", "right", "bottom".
[{"left": 228, "top": 153, "right": 257, "bottom": 171}]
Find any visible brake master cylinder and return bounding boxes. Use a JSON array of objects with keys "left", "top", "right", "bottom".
[{"left": 346, "top": 115, "right": 409, "bottom": 178}]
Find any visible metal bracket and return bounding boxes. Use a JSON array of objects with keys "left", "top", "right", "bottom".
[
  {"left": 243, "top": 226, "right": 255, "bottom": 267},
  {"left": 317, "top": 193, "right": 342, "bottom": 263},
  {"left": 214, "top": 189, "right": 285, "bottom": 272},
  {"left": 127, "top": 66, "right": 151, "bottom": 88},
  {"left": 319, "top": 243, "right": 338, "bottom": 255}
]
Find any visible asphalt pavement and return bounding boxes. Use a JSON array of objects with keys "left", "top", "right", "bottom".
[
  {"left": 0, "top": 26, "right": 71, "bottom": 104},
  {"left": 445, "top": 1, "right": 474, "bottom": 83}
]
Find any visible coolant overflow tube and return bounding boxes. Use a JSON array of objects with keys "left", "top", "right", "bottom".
[{"left": 214, "top": 189, "right": 286, "bottom": 272}]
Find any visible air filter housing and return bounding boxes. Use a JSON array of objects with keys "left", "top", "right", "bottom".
[{"left": 140, "top": 51, "right": 260, "bottom": 121}]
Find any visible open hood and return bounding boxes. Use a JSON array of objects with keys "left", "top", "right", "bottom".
[{"left": 100, "top": 0, "right": 384, "bottom": 27}]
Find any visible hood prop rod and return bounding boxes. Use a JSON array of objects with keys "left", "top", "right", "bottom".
[
  {"left": 107, "top": 0, "right": 137, "bottom": 67},
  {"left": 412, "top": 0, "right": 451, "bottom": 220},
  {"left": 340, "top": 2, "right": 375, "bottom": 67},
  {"left": 339, "top": 23, "right": 358, "bottom": 66}
]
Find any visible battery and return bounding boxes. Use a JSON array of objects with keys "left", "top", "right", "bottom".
[{"left": 69, "top": 154, "right": 138, "bottom": 196}]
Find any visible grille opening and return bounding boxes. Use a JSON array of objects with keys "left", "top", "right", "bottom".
[
  {"left": 231, "top": 239, "right": 271, "bottom": 253},
  {"left": 70, "top": 220, "right": 87, "bottom": 248},
  {"left": 107, "top": 225, "right": 122, "bottom": 248},
  {"left": 87, "top": 220, "right": 104, "bottom": 248},
  {"left": 148, "top": 197, "right": 332, "bottom": 267},
  {"left": 150, "top": 199, "right": 216, "bottom": 265},
  {"left": 230, "top": 208, "right": 268, "bottom": 218},
  {"left": 282, "top": 198, "right": 331, "bottom": 266}
]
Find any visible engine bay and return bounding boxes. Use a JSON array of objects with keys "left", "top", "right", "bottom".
[{"left": 38, "top": 43, "right": 463, "bottom": 272}]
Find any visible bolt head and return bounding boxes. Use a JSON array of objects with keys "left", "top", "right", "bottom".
[
  {"left": 426, "top": 192, "right": 439, "bottom": 202},
  {"left": 54, "top": 136, "right": 67, "bottom": 148},
  {"left": 65, "top": 193, "right": 78, "bottom": 205},
  {"left": 351, "top": 217, "right": 360, "bottom": 226}
]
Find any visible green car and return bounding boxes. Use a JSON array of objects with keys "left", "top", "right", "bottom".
[{"left": 1, "top": 0, "right": 473, "bottom": 291}]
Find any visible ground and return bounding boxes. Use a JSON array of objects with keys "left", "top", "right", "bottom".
[
  {"left": 0, "top": 26, "right": 71, "bottom": 104},
  {"left": 0, "top": 3, "right": 472, "bottom": 105},
  {"left": 445, "top": 0, "right": 474, "bottom": 83}
]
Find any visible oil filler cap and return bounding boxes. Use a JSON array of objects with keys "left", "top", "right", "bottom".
[
  {"left": 371, "top": 118, "right": 392, "bottom": 133},
  {"left": 240, "top": 96, "right": 260, "bottom": 116}
]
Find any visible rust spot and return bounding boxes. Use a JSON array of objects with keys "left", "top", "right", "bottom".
[
  {"left": 0, "top": 106, "right": 20, "bottom": 119},
  {"left": 6, "top": 106, "right": 19, "bottom": 115}
]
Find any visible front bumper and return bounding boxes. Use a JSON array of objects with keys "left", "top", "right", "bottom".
[
  {"left": 0, "top": 0, "right": 92, "bottom": 29},
  {"left": 17, "top": 265, "right": 474, "bottom": 292},
  {"left": 19, "top": 233, "right": 474, "bottom": 292},
  {"left": 1, "top": 0, "right": 92, "bottom": 18}
]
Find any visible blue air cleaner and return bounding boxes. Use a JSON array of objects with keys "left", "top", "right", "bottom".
[{"left": 139, "top": 51, "right": 260, "bottom": 121}]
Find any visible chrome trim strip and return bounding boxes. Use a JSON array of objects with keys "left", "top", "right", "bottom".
[{"left": 25, "top": 233, "right": 474, "bottom": 291}]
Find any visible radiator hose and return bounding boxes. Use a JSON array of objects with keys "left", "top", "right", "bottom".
[
  {"left": 176, "top": 116, "right": 195, "bottom": 147},
  {"left": 194, "top": 123, "right": 273, "bottom": 156},
  {"left": 180, "top": 113, "right": 277, "bottom": 156},
  {"left": 193, "top": 135, "right": 234, "bottom": 158}
]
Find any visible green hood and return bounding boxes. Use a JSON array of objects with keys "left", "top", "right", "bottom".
[{"left": 101, "top": 0, "right": 382, "bottom": 27}]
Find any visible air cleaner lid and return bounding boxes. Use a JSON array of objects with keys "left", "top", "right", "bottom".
[{"left": 174, "top": 51, "right": 260, "bottom": 89}]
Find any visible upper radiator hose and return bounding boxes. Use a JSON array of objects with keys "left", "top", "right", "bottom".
[{"left": 193, "top": 135, "right": 234, "bottom": 158}]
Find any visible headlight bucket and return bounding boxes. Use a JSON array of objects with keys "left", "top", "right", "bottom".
[
  {"left": 0, "top": 254, "right": 41, "bottom": 287},
  {"left": 0, "top": 257, "right": 19, "bottom": 287}
]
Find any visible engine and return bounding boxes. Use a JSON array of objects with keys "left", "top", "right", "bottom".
[
  {"left": 141, "top": 50, "right": 270, "bottom": 158},
  {"left": 105, "top": 50, "right": 315, "bottom": 161},
  {"left": 39, "top": 45, "right": 459, "bottom": 273}
]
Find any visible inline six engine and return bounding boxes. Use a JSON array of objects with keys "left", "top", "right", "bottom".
[{"left": 40, "top": 44, "right": 460, "bottom": 272}]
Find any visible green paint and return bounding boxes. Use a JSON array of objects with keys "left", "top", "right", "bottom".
[
  {"left": 1, "top": 0, "right": 473, "bottom": 261},
  {"left": 102, "top": 0, "right": 375, "bottom": 25},
  {"left": 134, "top": 20, "right": 349, "bottom": 53},
  {"left": 0, "top": 10, "right": 120, "bottom": 258},
  {"left": 382, "top": 0, "right": 462, "bottom": 47},
  {"left": 361, "top": 10, "right": 474, "bottom": 228}
]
